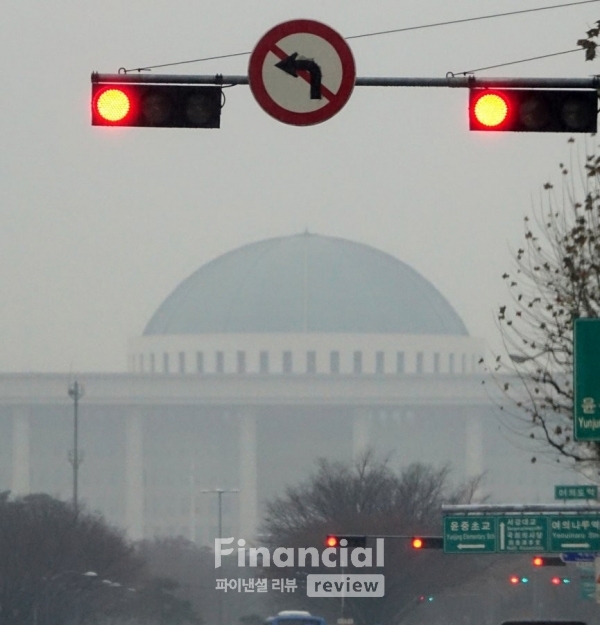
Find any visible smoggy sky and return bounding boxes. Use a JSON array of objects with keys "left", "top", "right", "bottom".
[{"left": 1, "top": 0, "right": 599, "bottom": 373}]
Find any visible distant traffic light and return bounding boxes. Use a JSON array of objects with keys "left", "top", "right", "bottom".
[
  {"left": 418, "top": 594, "right": 434, "bottom": 602},
  {"left": 469, "top": 89, "right": 597, "bottom": 133},
  {"left": 532, "top": 556, "right": 566, "bottom": 567},
  {"left": 551, "top": 576, "right": 571, "bottom": 585},
  {"left": 411, "top": 536, "right": 443, "bottom": 549},
  {"left": 509, "top": 575, "right": 530, "bottom": 584},
  {"left": 91, "top": 81, "right": 222, "bottom": 128},
  {"left": 325, "top": 535, "right": 367, "bottom": 548}
]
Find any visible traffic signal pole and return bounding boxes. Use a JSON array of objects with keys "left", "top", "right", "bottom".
[{"left": 93, "top": 72, "right": 600, "bottom": 90}]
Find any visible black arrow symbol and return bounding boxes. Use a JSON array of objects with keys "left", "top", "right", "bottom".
[{"left": 275, "top": 53, "right": 322, "bottom": 100}]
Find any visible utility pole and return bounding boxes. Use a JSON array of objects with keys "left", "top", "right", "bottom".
[{"left": 67, "top": 380, "right": 84, "bottom": 508}]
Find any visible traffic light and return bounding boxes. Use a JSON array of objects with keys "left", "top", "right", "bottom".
[
  {"left": 509, "top": 575, "right": 530, "bottom": 585},
  {"left": 325, "top": 535, "right": 367, "bottom": 548},
  {"left": 91, "top": 81, "right": 222, "bottom": 128},
  {"left": 418, "top": 594, "right": 434, "bottom": 602},
  {"left": 411, "top": 536, "right": 444, "bottom": 549},
  {"left": 469, "top": 89, "right": 597, "bottom": 133},
  {"left": 532, "top": 556, "right": 566, "bottom": 567},
  {"left": 551, "top": 576, "right": 571, "bottom": 585}
]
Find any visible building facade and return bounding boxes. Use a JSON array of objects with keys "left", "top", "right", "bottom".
[{"left": 0, "top": 233, "right": 576, "bottom": 543}]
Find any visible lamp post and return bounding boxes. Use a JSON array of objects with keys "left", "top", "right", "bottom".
[
  {"left": 67, "top": 380, "right": 84, "bottom": 508},
  {"left": 201, "top": 487, "right": 240, "bottom": 542},
  {"left": 201, "top": 487, "right": 239, "bottom": 625}
]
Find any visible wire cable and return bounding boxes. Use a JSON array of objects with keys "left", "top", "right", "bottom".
[
  {"left": 455, "top": 47, "right": 582, "bottom": 75},
  {"left": 345, "top": 0, "right": 600, "bottom": 40},
  {"left": 122, "top": 0, "right": 600, "bottom": 73}
]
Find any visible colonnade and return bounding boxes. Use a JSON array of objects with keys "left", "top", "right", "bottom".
[{"left": 9, "top": 405, "right": 485, "bottom": 541}]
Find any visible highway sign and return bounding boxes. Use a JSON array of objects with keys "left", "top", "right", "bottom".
[
  {"left": 555, "top": 485, "right": 598, "bottom": 500},
  {"left": 549, "top": 514, "right": 600, "bottom": 552},
  {"left": 497, "top": 515, "right": 547, "bottom": 552},
  {"left": 574, "top": 318, "right": 600, "bottom": 441},
  {"left": 443, "top": 512, "right": 600, "bottom": 553},
  {"left": 444, "top": 515, "right": 496, "bottom": 553},
  {"left": 248, "top": 19, "right": 356, "bottom": 126}
]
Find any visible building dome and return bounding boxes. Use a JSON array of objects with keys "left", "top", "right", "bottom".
[{"left": 144, "top": 233, "right": 468, "bottom": 336}]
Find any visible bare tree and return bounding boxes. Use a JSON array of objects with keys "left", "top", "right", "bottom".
[
  {"left": 491, "top": 142, "right": 600, "bottom": 473},
  {"left": 0, "top": 492, "right": 143, "bottom": 625},
  {"left": 259, "top": 454, "right": 488, "bottom": 625}
]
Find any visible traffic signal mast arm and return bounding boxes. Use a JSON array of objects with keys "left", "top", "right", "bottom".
[{"left": 92, "top": 72, "right": 600, "bottom": 90}]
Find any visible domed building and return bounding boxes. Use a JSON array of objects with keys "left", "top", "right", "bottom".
[
  {"left": 0, "top": 233, "right": 570, "bottom": 544},
  {"left": 129, "top": 233, "right": 480, "bottom": 376}
]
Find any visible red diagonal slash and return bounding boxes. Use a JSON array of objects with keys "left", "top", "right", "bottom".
[{"left": 271, "top": 44, "right": 336, "bottom": 102}]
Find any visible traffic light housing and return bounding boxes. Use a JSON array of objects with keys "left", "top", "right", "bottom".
[
  {"left": 532, "top": 556, "right": 566, "bottom": 567},
  {"left": 469, "top": 89, "right": 598, "bottom": 133},
  {"left": 411, "top": 536, "right": 443, "bottom": 549},
  {"left": 325, "top": 535, "right": 367, "bottom": 548},
  {"left": 91, "top": 80, "right": 222, "bottom": 128}
]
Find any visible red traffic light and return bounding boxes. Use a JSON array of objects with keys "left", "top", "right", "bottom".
[
  {"left": 91, "top": 80, "right": 222, "bottom": 128},
  {"left": 469, "top": 88, "right": 597, "bottom": 133},
  {"left": 509, "top": 575, "right": 520, "bottom": 585},
  {"left": 411, "top": 536, "right": 443, "bottom": 549},
  {"left": 532, "top": 556, "right": 565, "bottom": 567},
  {"left": 324, "top": 535, "right": 367, "bottom": 548},
  {"left": 94, "top": 87, "right": 132, "bottom": 124},
  {"left": 471, "top": 91, "right": 511, "bottom": 129}
]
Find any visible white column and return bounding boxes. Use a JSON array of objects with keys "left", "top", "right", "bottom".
[
  {"left": 352, "top": 408, "right": 371, "bottom": 460},
  {"left": 465, "top": 411, "right": 484, "bottom": 479},
  {"left": 238, "top": 409, "right": 258, "bottom": 541},
  {"left": 125, "top": 409, "right": 144, "bottom": 540},
  {"left": 11, "top": 406, "right": 31, "bottom": 495}
]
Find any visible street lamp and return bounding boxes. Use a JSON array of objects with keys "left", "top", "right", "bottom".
[
  {"left": 201, "top": 487, "right": 239, "bottom": 625},
  {"left": 200, "top": 487, "right": 240, "bottom": 541},
  {"left": 67, "top": 380, "right": 84, "bottom": 508}
]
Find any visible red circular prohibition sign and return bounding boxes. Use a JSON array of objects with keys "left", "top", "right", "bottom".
[{"left": 248, "top": 20, "right": 356, "bottom": 126}]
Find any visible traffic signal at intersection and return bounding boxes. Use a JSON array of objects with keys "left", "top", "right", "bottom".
[
  {"left": 325, "top": 535, "right": 367, "bottom": 548},
  {"left": 411, "top": 536, "right": 443, "bottom": 549},
  {"left": 91, "top": 81, "right": 222, "bottom": 128},
  {"left": 469, "top": 89, "right": 597, "bottom": 133},
  {"left": 532, "top": 556, "right": 566, "bottom": 567},
  {"left": 509, "top": 575, "right": 530, "bottom": 585}
]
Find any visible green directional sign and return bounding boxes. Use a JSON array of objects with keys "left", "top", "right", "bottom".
[
  {"left": 548, "top": 514, "right": 600, "bottom": 552},
  {"left": 443, "top": 512, "right": 600, "bottom": 553},
  {"left": 574, "top": 319, "right": 600, "bottom": 441},
  {"left": 497, "top": 514, "right": 547, "bottom": 552},
  {"left": 444, "top": 515, "right": 496, "bottom": 553},
  {"left": 555, "top": 485, "right": 598, "bottom": 500}
]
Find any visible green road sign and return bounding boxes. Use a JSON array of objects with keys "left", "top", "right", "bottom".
[
  {"left": 574, "top": 319, "right": 600, "bottom": 441},
  {"left": 580, "top": 578, "right": 595, "bottom": 600},
  {"left": 549, "top": 514, "right": 600, "bottom": 552},
  {"left": 555, "top": 485, "right": 598, "bottom": 500},
  {"left": 444, "top": 515, "right": 496, "bottom": 553},
  {"left": 497, "top": 515, "right": 547, "bottom": 552},
  {"left": 444, "top": 513, "right": 600, "bottom": 553}
]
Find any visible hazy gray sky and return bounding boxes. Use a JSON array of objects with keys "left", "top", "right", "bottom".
[{"left": 1, "top": 1, "right": 598, "bottom": 373}]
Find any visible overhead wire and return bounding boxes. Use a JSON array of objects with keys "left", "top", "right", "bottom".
[{"left": 122, "top": 0, "right": 600, "bottom": 73}]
